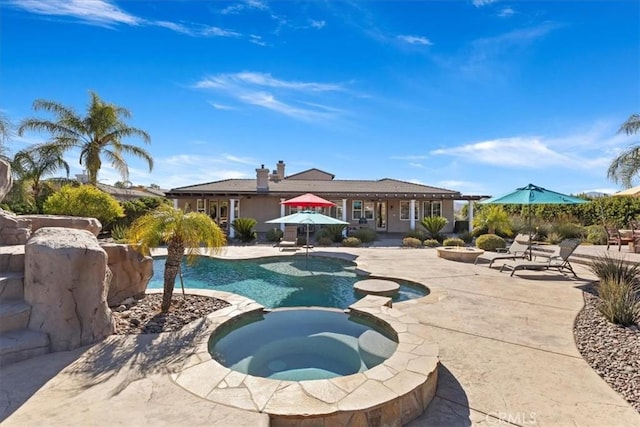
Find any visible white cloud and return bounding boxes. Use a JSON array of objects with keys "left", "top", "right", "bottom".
[
  {"left": 409, "top": 162, "right": 425, "bottom": 168},
  {"left": 498, "top": 7, "right": 515, "bottom": 17},
  {"left": 11, "top": 0, "right": 243, "bottom": 40},
  {"left": 397, "top": 35, "right": 433, "bottom": 46},
  {"left": 310, "top": 20, "right": 326, "bottom": 29},
  {"left": 194, "top": 72, "right": 348, "bottom": 122},
  {"left": 473, "top": 0, "right": 499, "bottom": 7},
  {"left": 208, "top": 102, "right": 236, "bottom": 111},
  {"left": 10, "top": 0, "right": 140, "bottom": 26}
]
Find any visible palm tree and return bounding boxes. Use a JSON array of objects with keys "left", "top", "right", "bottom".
[
  {"left": 0, "top": 113, "right": 13, "bottom": 159},
  {"left": 17, "top": 91, "right": 153, "bottom": 186},
  {"left": 474, "top": 205, "right": 512, "bottom": 235},
  {"left": 127, "top": 206, "right": 226, "bottom": 312},
  {"left": 608, "top": 114, "right": 640, "bottom": 188},
  {"left": 12, "top": 146, "right": 70, "bottom": 211}
]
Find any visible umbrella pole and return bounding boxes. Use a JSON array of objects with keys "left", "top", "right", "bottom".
[
  {"left": 306, "top": 224, "right": 310, "bottom": 258},
  {"left": 528, "top": 210, "right": 533, "bottom": 260}
]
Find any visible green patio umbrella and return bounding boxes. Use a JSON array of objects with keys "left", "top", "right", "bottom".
[
  {"left": 480, "top": 183, "right": 589, "bottom": 259},
  {"left": 266, "top": 210, "right": 348, "bottom": 257}
]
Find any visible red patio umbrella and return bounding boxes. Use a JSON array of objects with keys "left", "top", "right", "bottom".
[{"left": 281, "top": 193, "right": 335, "bottom": 208}]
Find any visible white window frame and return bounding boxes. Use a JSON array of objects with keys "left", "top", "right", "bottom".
[
  {"left": 400, "top": 201, "right": 419, "bottom": 221},
  {"left": 423, "top": 201, "right": 442, "bottom": 218},
  {"left": 352, "top": 200, "right": 363, "bottom": 220},
  {"left": 363, "top": 201, "right": 374, "bottom": 220},
  {"left": 196, "top": 199, "right": 206, "bottom": 213}
]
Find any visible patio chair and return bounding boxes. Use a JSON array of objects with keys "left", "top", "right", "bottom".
[
  {"left": 474, "top": 233, "right": 530, "bottom": 267},
  {"left": 278, "top": 225, "right": 299, "bottom": 251},
  {"left": 605, "top": 227, "right": 633, "bottom": 251},
  {"left": 499, "top": 238, "right": 580, "bottom": 278}
]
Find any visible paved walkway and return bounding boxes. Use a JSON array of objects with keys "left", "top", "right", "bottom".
[{"left": 1, "top": 245, "right": 638, "bottom": 426}]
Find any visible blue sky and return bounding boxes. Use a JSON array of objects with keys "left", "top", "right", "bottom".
[{"left": 1, "top": 0, "right": 639, "bottom": 197}]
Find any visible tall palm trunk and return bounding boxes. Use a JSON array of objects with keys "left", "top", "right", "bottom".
[{"left": 162, "top": 240, "right": 184, "bottom": 312}]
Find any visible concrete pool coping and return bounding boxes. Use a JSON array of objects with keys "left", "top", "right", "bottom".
[{"left": 164, "top": 289, "right": 439, "bottom": 426}]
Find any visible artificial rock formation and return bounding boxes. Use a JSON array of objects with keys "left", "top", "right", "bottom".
[
  {"left": 22, "top": 214, "right": 102, "bottom": 236},
  {"left": 24, "top": 227, "right": 114, "bottom": 352},
  {"left": 0, "top": 159, "right": 13, "bottom": 202},
  {"left": 0, "top": 209, "right": 31, "bottom": 245},
  {"left": 101, "top": 243, "right": 153, "bottom": 306}
]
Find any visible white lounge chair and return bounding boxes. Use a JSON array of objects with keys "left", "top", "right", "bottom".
[
  {"left": 474, "top": 233, "right": 530, "bottom": 267},
  {"left": 499, "top": 239, "right": 580, "bottom": 277},
  {"left": 278, "top": 225, "right": 299, "bottom": 251}
]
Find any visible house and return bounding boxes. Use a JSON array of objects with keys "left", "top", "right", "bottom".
[{"left": 164, "top": 161, "right": 487, "bottom": 238}]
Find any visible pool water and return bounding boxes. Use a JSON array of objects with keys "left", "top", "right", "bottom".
[
  {"left": 209, "top": 309, "right": 398, "bottom": 381},
  {"left": 149, "top": 255, "right": 427, "bottom": 309}
]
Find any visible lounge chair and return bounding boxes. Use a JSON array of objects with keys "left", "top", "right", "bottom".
[
  {"left": 499, "top": 238, "right": 580, "bottom": 278},
  {"left": 278, "top": 225, "right": 299, "bottom": 251},
  {"left": 474, "top": 233, "right": 530, "bottom": 267}
]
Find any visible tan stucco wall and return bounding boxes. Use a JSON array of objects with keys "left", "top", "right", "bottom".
[{"left": 173, "top": 196, "right": 457, "bottom": 235}]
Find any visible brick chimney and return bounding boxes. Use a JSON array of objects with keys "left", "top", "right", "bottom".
[
  {"left": 256, "top": 164, "right": 270, "bottom": 192},
  {"left": 276, "top": 160, "right": 285, "bottom": 180}
]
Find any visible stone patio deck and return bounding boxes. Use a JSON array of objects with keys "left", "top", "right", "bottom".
[{"left": 0, "top": 244, "right": 638, "bottom": 426}]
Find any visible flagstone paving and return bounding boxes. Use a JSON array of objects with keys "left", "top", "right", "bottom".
[{"left": 0, "top": 244, "right": 638, "bottom": 426}]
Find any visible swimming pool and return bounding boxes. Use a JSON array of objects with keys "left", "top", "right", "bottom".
[{"left": 148, "top": 255, "right": 427, "bottom": 309}]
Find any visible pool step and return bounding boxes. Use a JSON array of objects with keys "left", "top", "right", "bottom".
[{"left": 0, "top": 245, "right": 51, "bottom": 366}]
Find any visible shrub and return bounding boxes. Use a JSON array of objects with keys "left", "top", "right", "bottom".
[
  {"left": 585, "top": 225, "right": 607, "bottom": 245},
  {"left": 475, "top": 234, "right": 506, "bottom": 251},
  {"left": 231, "top": 217, "right": 257, "bottom": 243},
  {"left": 458, "top": 231, "right": 473, "bottom": 244},
  {"left": 590, "top": 254, "right": 640, "bottom": 285},
  {"left": 43, "top": 184, "right": 124, "bottom": 228},
  {"left": 342, "top": 237, "right": 361, "bottom": 247},
  {"left": 423, "top": 239, "right": 440, "bottom": 247},
  {"left": 111, "top": 224, "right": 129, "bottom": 243},
  {"left": 297, "top": 236, "right": 308, "bottom": 246},
  {"left": 266, "top": 227, "right": 283, "bottom": 242},
  {"left": 473, "top": 205, "right": 512, "bottom": 235},
  {"left": 471, "top": 226, "right": 488, "bottom": 238},
  {"left": 402, "top": 237, "right": 422, "bottom": 248},
  {"left": 443, "top": 237, "right": 465, "bottom": 247},
  {"left": 591, "top": 254, "right": 640, "bottom": 326},
  {"left": 546, "top": 232, "right": 563, "bottom": 245},
  {"left": 316, "top": 236, "right": 334, "bottom": 247},
  {"left": 118, "top": 196, "right": 171, "bottom": 228},
  {"left": 352, "top": 228, "right": 377, "bottom": 243},
  {"left": 324, "top": 224, "right": 346, "bottom": 243},
  {"left": 533, "top": 223, "right": 551, "bottom": 241},
  {"left": 420, "top": 216, "right": 448, "bottom": 239},
  {"left": 553, "top": 222, "right": 585, "bottom": 239},
  {"left": 597, "top": 277, "right": 639, "bottom": 326},
  {"left": 404, "top": 229, "right": 427, "bottom": 240}
]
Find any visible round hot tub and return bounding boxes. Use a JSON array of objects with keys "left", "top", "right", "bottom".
[{"left": 208, "top": 308, "right": 398, "bottom": 381}]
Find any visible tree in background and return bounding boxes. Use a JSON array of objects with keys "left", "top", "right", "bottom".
[
  {"left": 18, "top": 91, "right": 153, "bottom": 186},
  {"left": 12, "top": 146, "right": 70, "bottom": 212},
  {"left": 127, "top": 206, "right": 226, "bottom": 312},
  {"left": 0, "top": 113, "right": 13, "bottom": 159},
  {"left": 608, "top": 114, "right": 640, "bottom": 188}
]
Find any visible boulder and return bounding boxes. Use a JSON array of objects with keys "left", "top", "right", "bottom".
[
  {"left": 0, "top": 209, "right": 31, "bottom": 245},
  {"left": 22, "top": 214, "right": 102, "bottom": 236},
  {"left": 24, "top": 227, "right": 114, "bottom": 352},
  {"left": 0, "top": 159, "right": 13, "bottom": 202},
  {"left": 101, "top": 243, "right": 153, "bottom": 306}
]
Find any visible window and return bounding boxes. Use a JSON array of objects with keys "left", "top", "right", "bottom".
[
  {"left": 363, "top": 201, "right": 374, "bottom": 220},
  {"left": 352, "top": 200, "right": 363, "bottom": 219},
  {"left": 329, "top": 201, "right": 343, "bottom": 219},
  {"left": 196, "top": 199, "right": 205, "bottom": 213},
  {"left": 400, "top": 201, "right": 419, "bottom": 221},
  {"left": 423, "top": 201, "right": 442, "bottom": 218}
]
